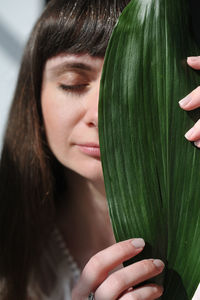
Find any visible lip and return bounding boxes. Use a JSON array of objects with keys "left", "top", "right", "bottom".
[{"left": 76, "top": 143, "right": 101, "bottom": 158}]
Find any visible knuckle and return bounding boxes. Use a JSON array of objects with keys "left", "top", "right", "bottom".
[
  {"left": 140, "top": 260, "right": 154, "bottom": 274},
  {"left": 108, "top": 272, "right": 126, "bottom": 289},
  {"left": 82, "top": 253, "right": 105, "bottom": 282},
  {"left": 87, "top": 253, "right": 104, "bottom": 273},
  {"left": 115, "top": 241, "right": 128, "bottom": 255}
]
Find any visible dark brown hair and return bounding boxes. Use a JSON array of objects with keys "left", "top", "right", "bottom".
[{"left": 0, "top": 0, "right": 130, "bottom": 299}]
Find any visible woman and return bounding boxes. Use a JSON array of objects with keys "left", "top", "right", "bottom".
[{"left": 0, "top": 0, "right": 200, "bottom": 299}]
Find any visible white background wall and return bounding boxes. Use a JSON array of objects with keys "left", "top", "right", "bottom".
[{"left": 0, "top": 1, "right": 44, "bottom": 151}]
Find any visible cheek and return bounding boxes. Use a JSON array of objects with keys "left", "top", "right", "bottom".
[
  {"left": 41, "top": 87, "right": 85, "bottom": 147},
  {"left": 42, "top": 97, "right": 64, "bottom": 143}
]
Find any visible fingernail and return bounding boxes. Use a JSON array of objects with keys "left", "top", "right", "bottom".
[
  {"left": 185, "top": 127, "right": 195, "bottom": 139},
  {"left": 187, "top": 56, "right": 200, "bottom": 62},
  {"left": 179, "top": 96, "right": 191, "bottom": 107},
  {"left": 131, "top": 238, "right": 145, "bottom": 249},
  {"left": 194, "top": 140, "right": 200, "bottom": 147},
  {"left": 152, "top": 259, "right": 165, "bottom": 269}
]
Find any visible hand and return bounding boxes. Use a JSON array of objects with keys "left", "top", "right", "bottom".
[
  {"left": 71, "top": 238, "right": 164, "bottom": 300},
  {"left": 179, "top": 56, "right": 200, "bottom": 147}
]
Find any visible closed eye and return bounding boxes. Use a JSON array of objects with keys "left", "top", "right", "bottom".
[{"left": 59, "top": 83, "right": 89, "bottom": 95}]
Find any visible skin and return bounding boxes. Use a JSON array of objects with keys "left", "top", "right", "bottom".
[
  {"left": 179, "top": 56, "right": 200, "bottom": 147},
  {"left": 42, "top": 54, "right": 103, "bottom": 183},
  {"left": 41, "top": 54, "right": 200, "bottom": 300}
]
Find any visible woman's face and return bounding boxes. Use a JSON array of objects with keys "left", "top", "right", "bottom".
[{"left": 41, "top": 54, "right": 104, "bottom": 182}]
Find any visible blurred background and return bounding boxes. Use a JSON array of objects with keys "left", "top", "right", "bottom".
[{"left": 0, "top": 0, "right": 50, "bottom": 151}]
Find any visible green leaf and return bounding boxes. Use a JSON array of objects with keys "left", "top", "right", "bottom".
[{"left": 99, "top": 0, "right": 200, "bottom": 299}]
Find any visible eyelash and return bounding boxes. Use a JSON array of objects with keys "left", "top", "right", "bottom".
[{"left": 59, "top": 83, "right": 89, "bottom": 95}]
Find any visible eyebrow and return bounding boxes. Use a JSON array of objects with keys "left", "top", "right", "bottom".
[{"left": 49, "top": 62, "right": 94, "bottom": 77}]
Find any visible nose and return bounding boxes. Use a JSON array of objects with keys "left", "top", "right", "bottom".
[{"left": 83, "top": 79, "right": 100, "bottom": 128}]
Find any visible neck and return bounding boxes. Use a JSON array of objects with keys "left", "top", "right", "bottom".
[{"left": 56, "top": 170, "right": 115, "bottom": 269}]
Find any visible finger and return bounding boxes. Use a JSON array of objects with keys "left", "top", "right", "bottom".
[
  {"left": 187, "top": 56, "right": 200, "bottom": 70},
  {"left": 184, "top": 119, "right": 200, "bottom": 142},
  {"left": 119, "top": 284, "right": 163, "bottom": 300},
  {"left": 95, "top": 259, "right": 165, "bottom": 300},
  {"left": 179, "top": 86, "right": 200, "bottom": 111},
  {"left": 72, "top": 238, "right": 145, "bottom": 298}
]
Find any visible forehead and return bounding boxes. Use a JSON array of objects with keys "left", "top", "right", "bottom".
[{"left": 44, "top": 53, "right": 104, "bottom": 74}]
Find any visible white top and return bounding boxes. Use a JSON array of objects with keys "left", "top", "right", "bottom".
[{"left": 28, "top": 227, "right": 80, "bottom": 300}]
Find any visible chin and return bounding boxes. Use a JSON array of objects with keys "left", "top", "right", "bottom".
[
  {"left": 75, "top": 161, "right": 104, "bottom": 183},
  {"left": 59, "top": 156, "right": 104, "bottom": 183}
]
